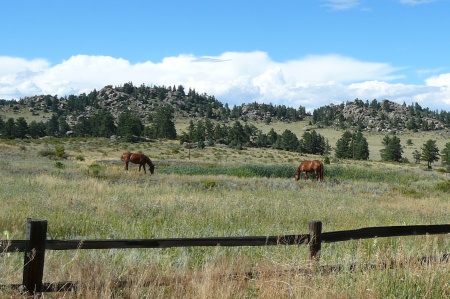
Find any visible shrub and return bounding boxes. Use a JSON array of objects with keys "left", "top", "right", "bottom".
[
  {"left": 55, "top": 145, "right": 68, "bottom": 159},
  {"left": 54, "top": 161, "right": 65, "bottom": 169},
  {"left": 436, "top": 180, "right": 450, "bottom": 192},
  {"left": 38, "top": 149, "right": 55, "bottom": 157},
  {"left": 87, "top": 164, "right": 106, "bottom": 178}
]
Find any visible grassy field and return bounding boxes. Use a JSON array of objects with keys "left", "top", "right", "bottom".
[{"left": 2, "top": 137, "right": 450, "bottom": 298}]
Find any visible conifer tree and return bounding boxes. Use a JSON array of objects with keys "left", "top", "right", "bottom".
[
  {"left": 421, "top": 139, "right": 440, "bottom": 169},
  {"left": 380, "top": 135, "right": 403, "bottom": 162}
]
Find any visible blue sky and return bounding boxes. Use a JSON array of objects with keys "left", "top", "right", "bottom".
[{"left": 1, "top": 0, "right": 450, "bottom": 112}]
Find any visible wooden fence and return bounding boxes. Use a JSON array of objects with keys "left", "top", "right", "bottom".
[{"left": 2, "top": 218, "right": 450, "bottom": 296}]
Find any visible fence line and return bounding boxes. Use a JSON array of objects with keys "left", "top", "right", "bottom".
[{"left": 1, "top": 218, "right": 450, "bottom": 295}]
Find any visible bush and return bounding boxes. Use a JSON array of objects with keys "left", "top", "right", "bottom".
[
  {"left": 38, "top": 149, "right": 55, "bottom": 157},
  {"left": 54, "top": 161, "right": 65, "bottom": 169},
  {"left": 55, "top": 145, "right": 67, "bottom": 158},
  {"left": 436, "top": 180, "right": 450, "bottom": 192},
  {"left": 87, "top": 164, "right": 106, "bottom": 178}
]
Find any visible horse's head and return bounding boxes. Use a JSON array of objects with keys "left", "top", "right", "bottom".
[
  {"left": 149, "top": 162, "right": 155, "bottom": 174},
  {"left": 294, "top": 173, "right": 300, "bottom": 181},
  {"left": 121, "top": 152, "right": 130, "bottom": 161},
  {"left": 144, "top": 156, "right": 155, "bottom": 174}
]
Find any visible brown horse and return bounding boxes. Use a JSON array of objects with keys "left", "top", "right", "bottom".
[
  {"left": 121, "top": 152, "right": 155, "bottom": 174},
  {"left": 294, "top": 160, "right": 324, "bottom": 182}
]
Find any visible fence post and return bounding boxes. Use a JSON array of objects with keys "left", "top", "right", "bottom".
[
  {"left": 22, "top": 218, "right": 47, "bottom": 295},
  {"left": 308, "top": 220, "right": 322, "bottom": 261}
]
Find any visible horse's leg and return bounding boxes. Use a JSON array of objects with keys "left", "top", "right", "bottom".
[
  {"left": 125, "top": 161, "right": 129, "bottom": 172},
  {"left": 304, "top": 171, "right": 308, "bottom": 181},
  {"left": 143, "top": 164, "right": 146, "bottom": 174}
]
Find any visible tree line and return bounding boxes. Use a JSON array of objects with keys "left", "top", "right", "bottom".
[{"left": 1, "top": 108, "right": 449, "bottom": 168}]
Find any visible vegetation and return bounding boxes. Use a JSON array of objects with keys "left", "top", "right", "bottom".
[
  {"left": 421, "top": 139, "right": 440, "bottom": 169},
  {"left": 2, "top": 138, "right": 450, "bottom": 298},
  {"left": 380, "top": 134, "right": 403, "bottom": 162}
]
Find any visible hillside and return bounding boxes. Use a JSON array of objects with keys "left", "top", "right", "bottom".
[{"left": 1, "top": 83, "right": 449, "bottom": 134}]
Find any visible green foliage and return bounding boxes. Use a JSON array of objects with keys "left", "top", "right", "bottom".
[
  {"left": 421, "top": 139, "right": 440, "bottom": 169},
  {"left": 54, "top": 145, "right": 67, "bottom": 158},
  {"left": 87, "top": 163, "right": 106, "bottom": 178},
  {"left": 149, "top": 105, "right": 177, "bottom": 139},
  {"left": 335, "top": 130, "right": 369, "bottom": 160},
  {"left": 299, "top": 130, "right": 327, "bottom": 155},
  {"left": 380, "top": 134, "right": 403, "bottom": 162},
  {"left": 117, "top": 110, "right": 144, "bottom": 139},
  {"left": 38, "top": 148, "right": 55, "bottom": 157},
  {"left": 54, "top": 161, "right": 65, "bottom": 169},
  {"left": 441, "top": 142, "right": 450, "bottom": 167},
  {"left": 280, "top": 129, "right": 299, "bottom": 151},
  {"left": 435, "top": 180, "right": 450, "bottom": 192}
]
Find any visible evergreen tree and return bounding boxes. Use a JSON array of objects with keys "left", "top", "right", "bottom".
[
  {"left": 95, "top": 110, "right": 116, "bottom": 137},
  {"left": 46, "top": 114, "right": 60, "bottom": 137},
  {"left": 421, "top": 139, "right": 440, "bottom": 169},
  {"left": 151, "top": 105, "right": 177, "bottom": 139},
  {"left": 227, "top": 120, "right": 248, "bottom": 148},
  {"left": 15, "top": 117, "right": 29, "bottom": 139},
  {"left": 300, "top": 130, "right": 326, "bottom": 155},
  {"left": 441, "top": 142, "right": 450, "bottom": 168},
  {"left": 117, "top": 110, "right": 144, "bottom": 141},
  {"left": 29, "top": 121, "right": 46, "bottom": 138},
  {"left": 267, "top": 128, "right": 278, "bottom": 147},
  {"left": 280, "top": 129, "right": 299, "bottom": 151},
  {"left": 335, "top": 131, "right": 353, "bottom": 159},
  {"left": 412, "top": 149, "right": 421, "bottom": 164},
  {"left": 58, "top": 118, "right": 71, "bottom": 136},
  {"left": 380, "top": 135, "right": 403, "bottom": 162},
  {"left": 2, "top": 118, "right": 16, "bottom": 139},
  {"left": 352, "top": 130, "right": 370, "bottom": 160}
]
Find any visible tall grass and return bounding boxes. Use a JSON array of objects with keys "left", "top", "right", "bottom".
[{"left": 2, "top": 139, "right": 450, "bottom": 298}]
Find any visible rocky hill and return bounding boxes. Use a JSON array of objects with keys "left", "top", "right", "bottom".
[{"left": 2, "top": 83, "right": 449, "bottom": 133}]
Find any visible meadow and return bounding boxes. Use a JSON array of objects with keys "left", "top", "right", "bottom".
[{"left": 1, "top": 136, "right": 450, "bottom": 298}]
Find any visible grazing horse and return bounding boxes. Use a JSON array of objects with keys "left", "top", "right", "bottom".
[
  {"left": 121, "top": 152, "right": 155, "bottom": 174},
  {"left": 294, "top": 160, "right": 324, "bottom": 182}
]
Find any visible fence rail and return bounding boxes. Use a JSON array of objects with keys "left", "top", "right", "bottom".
[{"left": 1, "top": 218, "right": 450, "bottom": 296}]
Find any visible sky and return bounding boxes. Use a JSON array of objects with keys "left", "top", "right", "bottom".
[{"left": 1, "top": 0, "right": 450, "bottom": 112}]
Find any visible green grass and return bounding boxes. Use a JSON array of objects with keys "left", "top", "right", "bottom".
[{"left": 2, "top": 138, "right": 450, "bottom": 298}]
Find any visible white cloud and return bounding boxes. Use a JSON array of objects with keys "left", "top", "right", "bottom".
[{"left": 1, "top": 52, "right": 450, "bottom": 112}]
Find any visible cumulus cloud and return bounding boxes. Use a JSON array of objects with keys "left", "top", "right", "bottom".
[{"left": 1, "top": 52, "right": 450, "bottom": 112}]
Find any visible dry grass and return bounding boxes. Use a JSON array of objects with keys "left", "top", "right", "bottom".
[{"left": 2, "top": 137, "right": 450, "bottom": 298}]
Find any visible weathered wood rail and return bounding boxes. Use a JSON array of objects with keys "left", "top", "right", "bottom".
[{"left": 1, "top": 218, "right": 450, "bottom": 295}]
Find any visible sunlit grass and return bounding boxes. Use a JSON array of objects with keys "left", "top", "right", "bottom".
[{"left": 2, "top": 138, "right": 450, "bottom": 298}]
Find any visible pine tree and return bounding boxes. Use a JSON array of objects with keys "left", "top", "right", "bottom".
[
  {"left": 421, "top": 139, "right": 440, "bottom": 169},
  {"left": 352, "top": 130, "right": 370, "bottom": 160},
  {"left": 380, "top": 135, "right": 403, "bottom": 162},
  {"left": 152, "top": 105, "right": 177, "bottom": 139},
  {"left": 280, "top": 129, "right": 299, "bottom": 151},
  {"left": 15, "top": 117, "right": 29, "bottom": 139},
  {"left": 412, "top": 149, "right": 421, "bottom": 163},
  {"left": 117, "top": 111, "right": 144, "bottom": 141},
  {"left": 335, "top": 131, "right": 353, "bottom": 159},
  {"left": 441, "top": 142, "right": 450, "bottom": 168}
]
